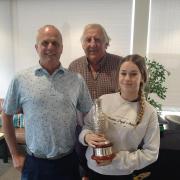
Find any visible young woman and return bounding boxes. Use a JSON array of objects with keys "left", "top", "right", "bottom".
[{"left": 79, "top": 54, "right": 160, "bottom": 180}]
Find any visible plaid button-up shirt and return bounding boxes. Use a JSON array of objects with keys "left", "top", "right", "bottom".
[{"left": 69, "top": 53, "right": 122, "bottom": 100}]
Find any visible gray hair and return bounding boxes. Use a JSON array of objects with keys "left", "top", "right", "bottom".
[
  {"left": 36, "top": 24, "right": 62, "bottom": 44},
  {"left": 80, "top": 24, "right": 111, "bottom": 46}
]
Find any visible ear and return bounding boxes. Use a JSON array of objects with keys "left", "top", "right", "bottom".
[
  {"left": 82, "top": 43, "right": 86, "bottom": 50},
  {"left": 60, "top": 45, "right": 63, "bottom": 54},
  {"left": 35, "top": 44, "right": 38, "bottom": 52},
  {"left": 140, "top": 76, "right": 144, "bottom": 83}
]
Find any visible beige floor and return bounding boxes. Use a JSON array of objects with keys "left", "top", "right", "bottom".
[{"left": 0, "top": 159, "right": 20, "bottom": 180}]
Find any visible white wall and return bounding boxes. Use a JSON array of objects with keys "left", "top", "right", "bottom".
[
  {"left": 0, "top": 0, "right": 14, "bottom": 97},
  {"left": 0, "top": 0, "right": 132, "bottom": 98},
  {"left": 147, "top": 0, "right": 180, "bottom": 109},
  {"left": 11, "top": 0, "right": 132, "bottom": 72},
  {"left": 0, "top": 0, "right": 180, "bottom": 110}
]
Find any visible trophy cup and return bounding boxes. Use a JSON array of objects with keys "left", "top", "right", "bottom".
[{"left": 91, "top": 98, "right": 115, "bottom": 161}]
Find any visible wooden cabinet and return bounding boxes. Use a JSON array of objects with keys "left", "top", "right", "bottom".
[{"left": 0, "top": 127, "right": 25, "bottom": 144}]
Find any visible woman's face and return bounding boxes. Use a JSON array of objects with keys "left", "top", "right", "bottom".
[{"left": 119, "top": 61, "right": 142, "bottom": 98}]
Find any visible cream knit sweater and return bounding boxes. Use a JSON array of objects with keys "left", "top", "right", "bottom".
[{"left": 79, "top": 93, "right": 160, "bottom": 175}]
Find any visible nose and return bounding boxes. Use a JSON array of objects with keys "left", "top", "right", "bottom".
[
  {"left": 47, "top": 42, "right": 54, "bottom": 49},
  {"left": 125, "top": 74, "right": 131, "bottom": 80},
  {"left": 89, "top": 38, "right": 96, "bottom": 47}
]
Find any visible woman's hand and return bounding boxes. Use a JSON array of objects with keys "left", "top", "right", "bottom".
[
  {"left": 96, "top": 159, "right": 112, "bottom": 166},
  {"left": 84, "top": 133, "right": 107, "bottom": 148},
  {"left": 85, "top": 133, "right": 115, "bottom": 166}
]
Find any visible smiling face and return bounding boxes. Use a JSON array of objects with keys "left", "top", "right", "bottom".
[
  {"left": 35, "top": 26, "right": 63, "bottom": 65},
  {"left": 82, "top": 27, "right": 108, "bottom": 64},
  {"left": 119, "top": 61, "right": 143, "bottom": 100}
]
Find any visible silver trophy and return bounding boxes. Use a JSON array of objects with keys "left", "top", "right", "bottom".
[{"left": 91, "top": 98, "right": 115, "bottom": 161}]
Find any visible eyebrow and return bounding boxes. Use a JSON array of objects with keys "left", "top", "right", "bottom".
[{"left": 120, "top": 69, "right": 138, "bottom": 72}]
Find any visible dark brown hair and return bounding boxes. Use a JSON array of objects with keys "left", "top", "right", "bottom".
[
  {"left": 118, "top": 54, "right": 148, "bottom": 125},
  {"left": 119, "top": 54, "right": 147, "bottom": 85}
]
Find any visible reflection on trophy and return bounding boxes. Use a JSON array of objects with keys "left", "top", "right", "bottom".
[{"left": 91, "top": 98, "right": 115, "bottom": 161}]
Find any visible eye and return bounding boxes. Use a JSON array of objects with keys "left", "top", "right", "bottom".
[
  {"left": 84, "top": 37, "right": 101, "bottom": 43},
  {"left": 130, "top": 70, "right": 140, "bottom": 77},
  {"left": 41, "top": 41, "right": 60, "bottom": 47},
  {"left": 120, "top": 72, "right": 126, "bottom": 76},
  {"left": 41, "top": 41, "right": 49, "bottom": 46},
  {"left": 51, "top": 41, "right": 60, "bottom": 47},
  {"left": 130, "top": 72, "right": 138, "bottom": 76},
  {"left": 85, "top": 38, "right": 91, "bottom": 43},
  {"left": 94, "top": 38, "right": 101, "bottom": 43}
]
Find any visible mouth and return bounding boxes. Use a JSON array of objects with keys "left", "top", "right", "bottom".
[
  {"left": 45, "top": 53, "right": 56, "bottom": 57},
  {"left": 123, "top": 84, "right": 132, "bottom": 87},
  {"left": 88, "top": 49, "right": 97, "bottom": 54}
]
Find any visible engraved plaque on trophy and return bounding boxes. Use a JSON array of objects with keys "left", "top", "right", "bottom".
[{"left": 91, "top": 98, "right": 115, "bottom": 161}]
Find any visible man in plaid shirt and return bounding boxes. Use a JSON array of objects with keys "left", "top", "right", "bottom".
[{"left": 69, "top": 23, "right": 122, "bottom": 179}]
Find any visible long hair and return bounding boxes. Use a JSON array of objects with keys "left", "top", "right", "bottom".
[{"left": 118, "top": 54, "right": 148, "bottom": 125}]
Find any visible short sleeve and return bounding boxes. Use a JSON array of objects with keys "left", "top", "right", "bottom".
[{"left": 3, "top": 77, "right": 21, "bottom": 115}]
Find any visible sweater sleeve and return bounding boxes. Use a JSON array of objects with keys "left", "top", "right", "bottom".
[
  {"left": 79, "top": 106, "right": 94, "bottom": 146},
  {"left": 109, "top": 110, "right": 160, "bottom": 172}
]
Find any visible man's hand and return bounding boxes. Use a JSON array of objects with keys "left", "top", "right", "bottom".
[{"left": 12, "top": 153, "right": 26, "bottom": 172}]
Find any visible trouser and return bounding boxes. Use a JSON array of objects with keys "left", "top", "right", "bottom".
[
  {"left": 88, "top": 169, "right": 133, "bottom": 180},
  {"left": 21, "top": 151, "right": 81, "bottom": 180}
]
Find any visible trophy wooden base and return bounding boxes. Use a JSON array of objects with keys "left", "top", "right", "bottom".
[{"left": 91, "top": 142, "right": 115, "bottom": 161}]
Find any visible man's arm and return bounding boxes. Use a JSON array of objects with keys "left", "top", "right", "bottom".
[
  {"left": 2, "top": 111, "right": 25, "bottom": 171},
  {"left": 2, "top": 112, "right": 18, "bottom": 155}
]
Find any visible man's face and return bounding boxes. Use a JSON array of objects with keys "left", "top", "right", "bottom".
[
  {"left": 82, "top": 27, "right": 108, "bottom": 64},
  {"left": 35, "top": 27, "right": 63, "bottom": 64}
]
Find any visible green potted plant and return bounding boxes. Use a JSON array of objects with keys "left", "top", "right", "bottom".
[
  {"left": 144, "top": 57, "right": 170, "bottom": 112},
  {"left": 144, "top": 57, "right": 170, "bottom": 135}
]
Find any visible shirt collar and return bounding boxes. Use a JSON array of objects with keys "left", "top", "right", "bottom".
[
  {"left": 34, "top": 63, "right": 65, "bottom": 76},
  {"left": 85, "top": 53, "right": 108, "bottom": 71}
]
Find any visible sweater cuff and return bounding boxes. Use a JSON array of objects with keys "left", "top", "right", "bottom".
[{"left": 79, "top": 129, "right": 93, "bottom": 146}]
